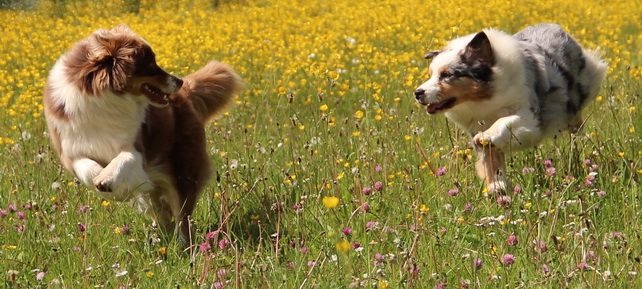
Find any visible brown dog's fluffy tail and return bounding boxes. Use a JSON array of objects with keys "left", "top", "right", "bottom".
[{"left": 179, "top": 61, "right": 241, "bottom": 122}]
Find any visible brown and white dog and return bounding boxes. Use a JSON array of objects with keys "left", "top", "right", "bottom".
[
  {"left": 43, "top": 25, "right": 241, "bottom": 244},
  {"left": 414, "top": 24, "right": 606, "bottom": 192}
]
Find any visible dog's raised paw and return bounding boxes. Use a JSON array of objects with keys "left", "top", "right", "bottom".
[
  {"left": 93, "top": 175, "right": 113, "bottom": 192},
  {"left": 95, "top": 181, "right": 112, "bottom": 192},
  {"left": 473, "top": 132, "right": 493, "bottom": 148}
]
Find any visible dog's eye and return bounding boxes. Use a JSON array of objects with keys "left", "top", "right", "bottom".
[{"left": 439, "top": 71, "right": 453, "bottom": 80}]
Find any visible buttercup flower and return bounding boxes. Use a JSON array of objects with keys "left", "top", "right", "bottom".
[
  {"left": 336, "top": 239, "right": 351, "bottom": 253},
  {"left": 322, "top": 196, "right": 340, "bottom": 208}
]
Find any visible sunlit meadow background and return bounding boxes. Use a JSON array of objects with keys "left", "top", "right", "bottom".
[{"left": 0, "top": 0, "right": 641, "bottom": 288}]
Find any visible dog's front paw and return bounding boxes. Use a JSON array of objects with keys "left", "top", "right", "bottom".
[
  {"left": 93, "top": 171, "right": 114, "bottom": 193},
  {"left": 92, "top": 168, "right": 152, "bottom": 200},
  {"left": 474, "top": 131, "right": 509, "bottom": 150},
  {"left": 473, "top": 132, "right": 493, "bottom": 148}
]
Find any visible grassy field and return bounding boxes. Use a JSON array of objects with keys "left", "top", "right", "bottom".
[{"left": 1, "top": 0, "right": 641, "bottom": 288}]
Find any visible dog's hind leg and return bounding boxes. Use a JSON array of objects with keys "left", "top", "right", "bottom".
[
  {"left": 150, "top": 192, "right": 176, "bottom": 237},
  {"left": 475, "top": 146, "right": 509, "bottom": 193},
  {"left": 568, "top": 113, "right": 584, "bottom": 134},
  {"left": 146, "top": 174, "right": 184, "bottom": 245}
]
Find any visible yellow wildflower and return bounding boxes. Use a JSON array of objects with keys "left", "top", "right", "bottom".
[
  {"left": 322, "top": 196, "right": 340, "bottom": 209},
  {"left": 335, "top": 239, "right": 351, "bottom": 253}
]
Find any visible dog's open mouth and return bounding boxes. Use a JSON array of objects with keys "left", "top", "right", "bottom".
[
  {"left": 426, "top": 97, "right": 456, "bottom": 114},
  {"left": 142, "top": 83, "right": 169, "bottom": 107}
]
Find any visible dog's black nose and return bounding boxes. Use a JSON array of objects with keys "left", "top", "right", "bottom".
[
  {"left": 175, "top": 77, "right": 184, "bottom": 88},
  {"left": 414, "top": 88, "right": 425, "bottom": 99}
]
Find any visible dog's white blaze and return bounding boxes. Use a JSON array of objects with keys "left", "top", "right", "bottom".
[
  {"left": 163, "top": 76, "right": 180, "bottom": 94},
  {"left": 416, "top": 76, "right": 440, "bottom": 103}
]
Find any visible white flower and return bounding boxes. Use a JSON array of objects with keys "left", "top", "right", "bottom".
[
  {"left": 345, "top": 36, "right": 356, "bottom": 45},
  {"left": 115, "top": 270, "right": 128, "bottom": 277},
  {"left": 602, "top": 270, "right": 611, "bottom": 280},
  {"left": 51, "top": 182, "right": 61, "bottom": 190}
]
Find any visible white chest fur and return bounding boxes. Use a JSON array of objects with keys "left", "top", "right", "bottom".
[
  {"left": 47, "top": 61, "right": 148, "bottom": 165},
  {"left": 63, "top": 93, "right": 147, "bottom": 164}
]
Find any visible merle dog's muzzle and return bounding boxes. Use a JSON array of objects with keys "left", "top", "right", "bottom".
[{"left": 414, "top": 88, "right": 428, "bottom": 105}]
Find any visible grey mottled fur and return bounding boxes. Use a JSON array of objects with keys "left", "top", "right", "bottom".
[{"left": 513, "top": 23, "right": 606, "bottom": 135}]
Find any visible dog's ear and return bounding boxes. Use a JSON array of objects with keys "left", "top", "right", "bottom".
[
  {"left": 75, "top": 29, "right": 137, "bottom": 95},
  {"left": 424, "top": 50, "right": 440, "bottom": 59},
  {"left": 462, "top": 31, "right": 495, "bottom": 65}
]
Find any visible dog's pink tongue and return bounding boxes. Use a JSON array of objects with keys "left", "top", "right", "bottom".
[{"left": 427, "top": 104, "right": 439, "bottom": 114}]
